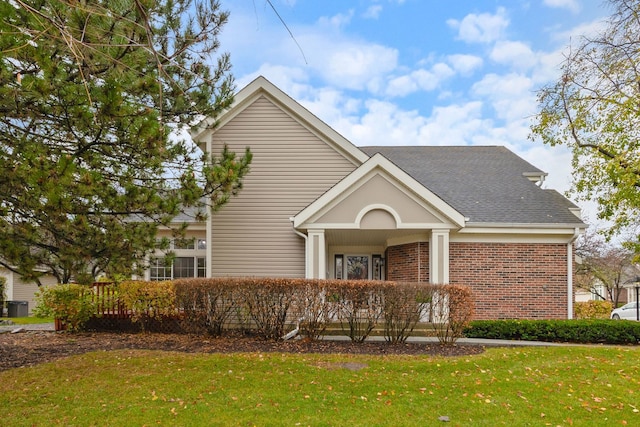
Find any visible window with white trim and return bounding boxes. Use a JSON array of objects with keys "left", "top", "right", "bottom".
[
  {"left": 149, "top": 256, "right": 207, "bottom": 280},
  {"left": 149, "top": 258, "right": 172, "bottom": 281}
]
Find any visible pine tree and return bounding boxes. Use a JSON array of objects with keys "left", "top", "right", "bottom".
[{"left": 0, "top": 0, "right": 251, "bottom": 284}]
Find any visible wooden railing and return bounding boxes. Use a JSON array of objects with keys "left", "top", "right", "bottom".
[{"left": 92, "top": 282, "right": 130, "bottom": 319}]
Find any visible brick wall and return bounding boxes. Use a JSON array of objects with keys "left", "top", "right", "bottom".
[
  {"left": 386, "top": 241, "right": 570, "bottom": 319},
  {"left": 386, "top": 242, "right": 429, "bottom": 283},
  {"left": 450, "top": 242, "right": 568, "bottom": 319}
]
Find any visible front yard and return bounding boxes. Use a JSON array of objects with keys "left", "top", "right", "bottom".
[{"left": 0, "top": 332, "right": 638, "bottom": 426}]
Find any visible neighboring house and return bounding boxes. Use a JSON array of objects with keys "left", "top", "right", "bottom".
[
  {"left": 574, "top": 260, "right": 637, "bottom": 305},
  {"left": 146, "top": 212, "right": 207, "bottom": 281},
  {"left": 177, "top": 76, "right": 586, "bottom": 320},
  {"left": 575, "top": 285, "right": 607, "bottom": 303},
  {"left": 1, "top": 267, "right": 58, "bottom": 315}
]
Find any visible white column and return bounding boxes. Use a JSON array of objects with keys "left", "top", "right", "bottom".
[
  {"left": 307, "top": 229, "right": 326, "bottom": 279},
  {"left": 430, "top": 229, "right": 450, "bottom": 284},
  {"left": 567, "top": 241, "right": 574, "bottom": 319}
]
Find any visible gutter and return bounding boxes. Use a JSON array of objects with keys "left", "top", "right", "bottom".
[{"left": 567, "top": 227, "right": 581, "bottom": 319}]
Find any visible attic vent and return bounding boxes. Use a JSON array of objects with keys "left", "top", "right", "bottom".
[{"left": 523, "top": 172, "right": 547, "bottom": 186}]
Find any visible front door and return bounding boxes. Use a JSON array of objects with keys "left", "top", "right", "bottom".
[{"left": 334, "top": 254, "right": 384, "bottom": 280}]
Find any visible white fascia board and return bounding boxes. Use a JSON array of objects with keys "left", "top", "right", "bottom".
[
  {"left": 294, "top": 153, "right": 466, "bottom": 229},
  {"left": 462, "top": 222, "right": 587, "bottom": 231},
  {"left": 191, "top": 76, "right": 369, "bottom": 166},
  {"left": 458, "top": 224, "right": 586, "bottom": 242},
  {"left": 450, "top": 234, "right": 582, "bottom": 244},
  {"left": 307, "top": 222, "right": 460, "bottom": 230}
]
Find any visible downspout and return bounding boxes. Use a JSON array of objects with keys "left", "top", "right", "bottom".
[
  {"left": 567, "top": 227, "right": 581, "bottom": 320},
  {"left": 290, "top": 217, "right": 308, "bottom": 278}
]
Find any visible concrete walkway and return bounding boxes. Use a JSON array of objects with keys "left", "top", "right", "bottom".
[{"left": 0, "top": 322, "right": 55, "bottom": 333}]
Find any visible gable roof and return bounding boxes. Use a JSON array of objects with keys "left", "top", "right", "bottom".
[
  {"left": 191, "top": 76, "right": 584, "bottom": 229},
  {"left": 191, "top": 76, "right": 369, "bottom": 166},
  {"left": 293, "top": 153, "right": 466, "bottom": 230},
  {"left": 360, "top": 146, "right": 585, "bottom": 226}
]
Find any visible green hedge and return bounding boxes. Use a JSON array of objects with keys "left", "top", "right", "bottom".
[
  {"left": 464, "top": 319, "right": 640, "bottom": 345},
  {"left": 33, "top": 284, "right": 98, "bottom": 331}
]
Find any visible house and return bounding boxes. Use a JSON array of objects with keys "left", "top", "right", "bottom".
[
  {"left": 150, "top": 76, "right": 586, "bottom": 320},
  {"left": 1, "top": 267, "right": 58, "bottom": 315}
]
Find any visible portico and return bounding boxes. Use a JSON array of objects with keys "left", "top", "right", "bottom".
[{"left": 292, "top": 153, "right": 465, "bottom": 284}]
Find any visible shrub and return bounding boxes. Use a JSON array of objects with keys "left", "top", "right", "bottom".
[
  {"left": 33, "top": 284, "right": 97, "bottom": 331},
  {"left": 464, "top": 319, "right": 640, "bottom": 344},
  {"left": 118, "top": 280, "right": 177, "bottom": 330},
  {"left": 236, "top": 278, "right": 299, "bottom": 340},
  {"left": 87, "top": 278, "right": 476, "bottom": 343},
  {"left": 330, "top": 280, "right": 385, "bottom": 342},
  {"left": 574, "top": 300, "right": 613, "bottom": 319},
  {"left": 174, "top": 278, "right": 237, "bottom": 336},
  {"left": 431, "top": 284, "right": 475, "bottom": 345},
  {"left": 381, "top": 282, "right": 432, "bottom": 344},
  {"left": 290, "top": 280, "right": 337, "bottom": 341}
]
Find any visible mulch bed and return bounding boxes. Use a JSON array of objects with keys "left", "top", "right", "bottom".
[{"left": 0, "top": 331, "right": 485, "bottom": 372}]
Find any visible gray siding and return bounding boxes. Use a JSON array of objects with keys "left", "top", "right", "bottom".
[{"left": 210, "top": 96, "right": 358, "bottom": 277}]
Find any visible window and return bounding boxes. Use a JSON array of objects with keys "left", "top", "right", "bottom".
[
  {"left": 335, "top": 255, "right": 343, "bottom": 280},
  {"left": 149, "top": 258, "right": 172, "bottom": 281},
  {"left": 174, "top": 238, "right": 195, "bottom": 250},
  {"left": 149, "top": 257, "right": 206, "bottom": 280},
  {"left": 173, "top": 257, "right": 195, "bottom": 278},
  {"left": 372, "top": 254, "right": 384, "bottom": 280},
  {"left": 335, "top": 254, "right": 383, "bottom": 280},
  {"left": 347, "top": 255, "right": 369, "bottom": 280},
  {"left": 197, "top": 257, "right": 206, "bottom": 277}
]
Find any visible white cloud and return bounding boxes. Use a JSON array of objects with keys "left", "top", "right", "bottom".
[
  {"left": 316, "top": 43, "right": 399, "bottom": 91},
  {"left": 516, "top": 144, "right": 573, "bottom": 193},
  {"left": 447, "top": 7, "right": 509, "bottom": 43},
  {"left": 418, "top": 102, "right": 491, "bottom": 146},
  {"left": 543, "top": 0, "right": 580, "bottom": 13},
  {"left": 472, "top": 73, "right": 535, "bottom": 123},
  {"left": 235, "top": 64, "right": 309, "bottom": 97},
  {"left": 447, "top": 54, "right": 483, "bottom": 75},
  {"left": 490, "top": 40, "right": 537, "bottom": 70},
  {"left": 327, "top": 100, "right": 412, "bottom": 146},
  {"left": 318, "top": 10, "right": 355, "bottom": 29},
  {"left": 385, "top": 63, "right": 455, "bottom": 97},
  {"left": 328, "top": 98, "right": 492, "bottom": 147},
  {"left": 363, "top": 5, "right": 383, "bottom": 19}
]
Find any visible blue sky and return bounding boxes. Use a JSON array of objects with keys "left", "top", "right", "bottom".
[{"left": 217, "top": 0, "right": 612, "bottom": 226}]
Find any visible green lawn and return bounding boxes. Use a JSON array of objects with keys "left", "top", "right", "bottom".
[
  {"left": 3, "top": 316, "right": 54, "bottom": 325},
  {"left": 1, "top": 345, "right": 638, "bottom": 426}
]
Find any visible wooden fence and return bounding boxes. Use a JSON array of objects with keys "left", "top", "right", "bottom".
[
  {"left": 93, "top": 282, "right": 129, "bottom": 319},
  {"left": 77, "top": 282, "right": 186, "bottom": 333}
]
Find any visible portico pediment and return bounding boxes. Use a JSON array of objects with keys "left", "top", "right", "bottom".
[{"left": 293, "top": 153, "right": 465, "bottom": 231}]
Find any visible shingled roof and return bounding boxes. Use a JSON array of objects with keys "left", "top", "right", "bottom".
[{"left": 360, "top": 146, "right": 584, "bottom": 226}]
